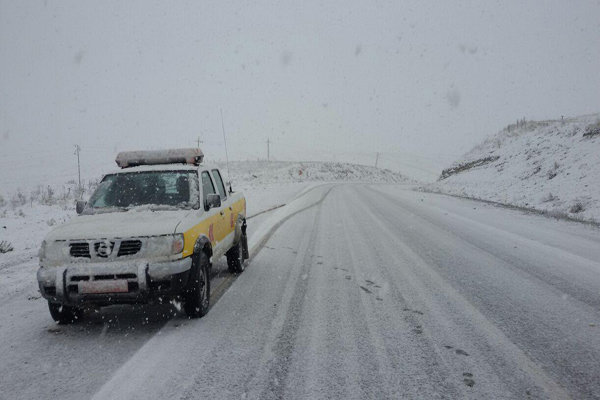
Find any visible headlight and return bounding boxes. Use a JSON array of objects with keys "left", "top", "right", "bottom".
[
  {"left": 171, "top": 234, "right": 184, "bottom": 255},
  {"left": 146, "top": 234, "right": 184, "bottom": 257},
  {"left": 39, "top": 240, "right": 69, "bottom": 265}
]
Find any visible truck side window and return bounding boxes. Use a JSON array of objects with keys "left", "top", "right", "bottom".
[
  {"left": 211, "top": 169, "right": 227, "bottom": 200},
  {"left": 201, "top": 171, "right": 216, "bottom": 207}
]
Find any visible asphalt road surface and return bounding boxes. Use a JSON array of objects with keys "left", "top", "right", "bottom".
[{"left": 3, "top": 183, "right": 600, "bottom": 399}]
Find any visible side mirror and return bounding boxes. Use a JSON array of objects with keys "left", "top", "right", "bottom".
[
  {"left": 206, "top": 193, "right": 221, "bottom": 210},
  {"left": 76, "top": 200, "right": 87, "bottom": 215}
]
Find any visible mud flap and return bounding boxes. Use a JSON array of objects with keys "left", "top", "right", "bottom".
[{"left": 242, "top": 233, "right": 249, "bottom": 260}]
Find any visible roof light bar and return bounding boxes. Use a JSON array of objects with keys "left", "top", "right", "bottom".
[{"left": 115, "top": 148, "right": 204, "bottom": 168}]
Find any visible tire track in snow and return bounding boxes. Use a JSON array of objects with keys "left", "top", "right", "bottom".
[
  {"left": 259, "top": 202, "right": 324, "bottom": 399},
  {"left": 247, "top": 184, "right": 335, "bottom": 262},
  {"left": 202, "top": 184, "right": 336, "bottom": 315}
]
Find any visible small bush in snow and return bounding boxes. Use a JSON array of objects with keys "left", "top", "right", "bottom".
[
  {"left": 10, "top": 191, "right": 27, "bottom": 208},
  {"left": 43, "top": 186, "right": 55, "bottom": 205},
  {"left": 0, "top": 241, "right": 13, "bottom": 254},
  {"left": 569, "top": 202, "right": 584, "bottom": 214},
  {"left": 29, "top": 186, "right": 42, "bottom": 204},
  {"left": 583, "top": 120, "right": 600, "bottom": 138}
]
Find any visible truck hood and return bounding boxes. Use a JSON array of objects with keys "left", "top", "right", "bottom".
[{"left": 45, "top": 209, "right": 192, "bottom": 241}]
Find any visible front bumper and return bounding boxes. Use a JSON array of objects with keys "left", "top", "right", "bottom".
[{"left": 37, "top": 257, "right": 193, "bottom": 306}]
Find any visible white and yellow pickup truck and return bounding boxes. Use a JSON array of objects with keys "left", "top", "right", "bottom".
[{"left": 37, "top": 148, "right": 248, "bottom": 323}]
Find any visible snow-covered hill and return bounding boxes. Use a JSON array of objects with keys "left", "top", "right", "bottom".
[
  {"left": 220, "top": 160, "right": 412, "bottom": 187},
  {"left": 426, "top": 113, "right": 600, "bottom": 223}
]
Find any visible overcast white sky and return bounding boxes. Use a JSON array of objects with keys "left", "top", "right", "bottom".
[{"left": 1, "top": 0, "right": 599, "bottom": 188}]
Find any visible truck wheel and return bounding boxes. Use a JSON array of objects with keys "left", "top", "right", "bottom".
[
  {"left": 227, "top": 236, "right": 246, "bottom": 274},
  {"left": 184, "top": 251, "right": 210, "bottom": 318},
  {"left": 48, "top": 302, "right": 82, "bottom": 324}
]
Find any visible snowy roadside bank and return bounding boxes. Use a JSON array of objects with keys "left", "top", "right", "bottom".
[
  {"left": 425, "top": 113, "right": 600, "bottom": 224},
  {"left": 418, "top": 188, "right": 600, "bottom": 228}
]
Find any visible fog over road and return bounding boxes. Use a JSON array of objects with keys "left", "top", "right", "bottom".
[{"left": 2, "top": 184, "right": 600, "bottom": 399}]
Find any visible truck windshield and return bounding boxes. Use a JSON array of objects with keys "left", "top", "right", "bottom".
[{"left": 87, "top": 171, "right": 199, "bottom": 211}]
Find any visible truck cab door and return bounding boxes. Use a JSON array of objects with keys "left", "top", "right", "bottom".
[
  {"left": 210, "top": 169, "right": 234, "bottom": 250},
  {"left": 200, "top": 170, "right": 225, "bottom": 254}
]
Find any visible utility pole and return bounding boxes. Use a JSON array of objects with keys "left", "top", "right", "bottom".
[
  {"left": 74, "top": 145, "right": 81, "bottom": 197},
  {"left": 267, "top": 138, "right": 271, "bottom": 162},
  {"left": 375, "top": 152, "right": 380, "bottom": 168},
  {"left": 196, "top": 136, "right": 203, "bottom": 148}
]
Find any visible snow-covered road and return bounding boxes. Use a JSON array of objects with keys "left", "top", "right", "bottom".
[{"left": 2, "top": 183, "right": 600, "bottom": 399}]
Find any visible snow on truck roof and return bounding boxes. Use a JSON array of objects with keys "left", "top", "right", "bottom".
[{"left": 115, "top": 148, "right": 204, "bottom": 168}]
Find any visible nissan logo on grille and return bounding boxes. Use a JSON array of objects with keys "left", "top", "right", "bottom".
[{"left": 95, "top": 241, "right": 114, "bottom": 258}]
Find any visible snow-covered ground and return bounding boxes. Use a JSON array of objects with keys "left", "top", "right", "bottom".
[
  {"left": 221, "top": 160, "right": 412, "bottom": 186},
  {"left": 1, "top": 169, "right": 599, "bottom": 398},
  {"left": 425, "top": 113, "right": 600, "bottom": 223}
]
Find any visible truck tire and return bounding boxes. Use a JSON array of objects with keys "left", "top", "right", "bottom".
[
  {"left": 226, "top": 235, "right": 246, "bottom": 274},
  {"left": 184, "top": 251, "right": 210, "bottom": 318},
  {"left": 48, "top": 301, "right": 82, "bottom": 324}
]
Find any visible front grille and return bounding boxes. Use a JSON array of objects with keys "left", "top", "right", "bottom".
[
  {"left": 69, "top": 239, "right": 143, "bottom": 259},
  {"left": 118, "top": 240, "right": 142, "bottom": 257},
  {"left": 70, "top": 242, "right": 91, "bottom": 258},
  {"left": 94, "top": 241, "right": 115, "bottom": 258}
]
